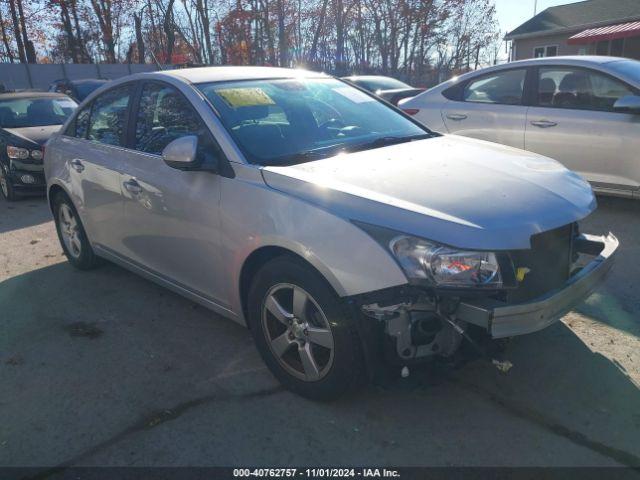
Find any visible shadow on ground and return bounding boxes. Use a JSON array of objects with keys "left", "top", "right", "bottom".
[
  {"left": 1, "top": 254, "right": 639, "bottom": 467},
  {"left": 0, "top": 196, "right": 51, "bottom": 234}
]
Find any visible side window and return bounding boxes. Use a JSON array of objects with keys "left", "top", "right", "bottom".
[
  {"left": 68, "top": 105, "right": 91, "bottom": 138},
  {"left": 463, "top": 69, "right": 526, "bottom": 105},
  {"left": 87, "top": 85, "right": 132, "bottom": 146},
  {"left": 537, "top": 67, "right": 634, "bottom": 111},
  {"left": 134, "top": 82, "right": 220, "bottom": 164}
]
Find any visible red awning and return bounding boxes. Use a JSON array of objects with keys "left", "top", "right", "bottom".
[{"left": 568, "top": 20, "right": 640, "bottom": 45}]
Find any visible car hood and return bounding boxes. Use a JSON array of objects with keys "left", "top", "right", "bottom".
[
  {"left": 4, "top": 125, "right": 61, "bottom": 146},
  {"left": 261, "top": 135, "right": 596, "bottom": 250}
]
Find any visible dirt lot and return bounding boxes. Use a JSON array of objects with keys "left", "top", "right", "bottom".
[{"left": 1, "top": 194, "right": 639, "bottom": 469}]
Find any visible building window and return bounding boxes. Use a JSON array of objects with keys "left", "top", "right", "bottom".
[
  {"left": 596, "top": 40, "right": 610, "bottom": 55},
  {"left": 534, "top": 45, "right": 558, "bottom": 58},
  {"left": 611, "top": 38, "right": 625, "bottom": 56}
]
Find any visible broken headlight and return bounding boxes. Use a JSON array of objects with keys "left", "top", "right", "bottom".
[{"left": 389, "top": 235, "right": 502, "bottom": 288}]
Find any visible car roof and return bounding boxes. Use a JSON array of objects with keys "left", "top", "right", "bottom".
[
  {"left": 153, "top": 66, "right": 327, "bottom": 84},
  {"left": 463, "top": 56, "right": 630, "bottom": 77},
  {"left": 342, "top": 75, "right": 398, "bottom": 81},
  {"left": 0, "top": 91, "right": 72, "bottom": 100},
  {"left": 436, "top": 56, "right": 634, "bottom": 86}
]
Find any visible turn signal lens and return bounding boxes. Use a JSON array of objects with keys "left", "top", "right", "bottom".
[
  {"left": 31, "top": 149, "right": 43, "bottom": 160},
  {"left": 402, "top": 108, "right": 419, "bottom": 116}
]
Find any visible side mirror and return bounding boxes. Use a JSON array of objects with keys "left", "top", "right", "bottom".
[
  {"left": 613, "top": 95, "right": 640, "bottom": 113},
  {"left": 162, "top": 135, "right": 199, "bottom": 170}
]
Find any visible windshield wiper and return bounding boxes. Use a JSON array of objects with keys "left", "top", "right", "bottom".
[
  {"left": 262, "top": 133, "right": 432, "bottom": 166},
  {"left": 347, "top": 134, "right": 432, "bottom": 153},
  {"left": 265, "top": 147, "right": 339, "bottom": 166}
]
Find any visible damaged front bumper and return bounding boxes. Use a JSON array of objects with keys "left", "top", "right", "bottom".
[
  {"left": 355, "top": 232, "right": 618, "bottom": 368},
  {"left": 456, "top": 233, "right": 618, "bottom": 338}
]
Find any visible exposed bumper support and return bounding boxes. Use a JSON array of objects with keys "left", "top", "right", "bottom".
[{"left": 456, "top": 233, "right": 619, "bottom": 339}]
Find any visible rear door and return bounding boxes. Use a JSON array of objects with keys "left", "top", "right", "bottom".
[
  {"left": 57, "top": 84, "right": 133, "bottom": 252},
  {"left": 525, "top": 65, "right": 640, "bottom": 193},
  {"left": 118, "top": 81, "right": 228, "bottom": 304},
  {"left": 441, "top": 68, "right": 529, "bottom": 149}
]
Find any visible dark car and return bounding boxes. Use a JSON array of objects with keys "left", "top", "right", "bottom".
[
  {"left": 341, "top": 75, "right": 425, "bottom": 105},
  {"left": 49, "top": 79, "right": 108, "bottom": 102},
  {"left": 0, "top": 92, "right": 77, "bottom": 201}
]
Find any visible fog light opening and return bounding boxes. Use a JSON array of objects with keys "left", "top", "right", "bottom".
[{"left": 20, "top": 174, "right": 35, "bottom": 184}]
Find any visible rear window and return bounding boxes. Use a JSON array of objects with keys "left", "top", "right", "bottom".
[{"left": 355, "top": 77, "right": 411, "bottom": 91}]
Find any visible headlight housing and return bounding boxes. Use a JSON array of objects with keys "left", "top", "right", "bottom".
[
  {"left": 354, "top": 221, "right": 509, "bottom": 290},
  {"left": 390, "top": 235, "right": 503, "bottom": 288},
  {"left": 7, "top": 145, "right": 30, "bottom": 160}
]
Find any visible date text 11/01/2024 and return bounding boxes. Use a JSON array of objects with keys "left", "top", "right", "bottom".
[{"left": 233, "top": 468, "right": 401, "bottom": 477}]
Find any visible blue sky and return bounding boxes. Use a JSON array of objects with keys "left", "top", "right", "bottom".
[{"left": 495, "top": 0, "right": 584, "bottom": 34}]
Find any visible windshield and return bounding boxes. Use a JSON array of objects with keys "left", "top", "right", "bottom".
[
  {"left": 353, "top": 77, "right": 412, "bottom": 91},
  {"left": 0, "top": 97, "right": 77, "bottom": 128},
  {"left": 197, "top": 77, "right": 430, "bottom": 165},
  {"left": 608, "top": 59, "right": 640, "bottom": 83}
]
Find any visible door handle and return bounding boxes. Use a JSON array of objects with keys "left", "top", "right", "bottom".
[
  {"left": 530, "top": 120, "right": 557, "bottom": 128},
  {"left": 70, "top": 159, "right": 85, "bottom": 173},
  {"left": 123, "top": 178, "right": 143, "bottom": 195},
  {"left": 446, "top": 113, "right": 468, "bottom": 121}
]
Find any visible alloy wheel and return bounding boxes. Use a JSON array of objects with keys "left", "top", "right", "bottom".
[
  {"left": 58, "top": 203, "right": 82, "bottom": 258},
  {"left": 261, "top": 283, "right": 335, "bottom": 382}
]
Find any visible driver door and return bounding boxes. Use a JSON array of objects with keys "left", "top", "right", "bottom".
[{"left": 118, "top": 81, "right": 228, "bottom": 306}]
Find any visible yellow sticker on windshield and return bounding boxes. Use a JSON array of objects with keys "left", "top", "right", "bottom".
[{"left": 216, "top": 88, "right": 275, "bottom": 107}]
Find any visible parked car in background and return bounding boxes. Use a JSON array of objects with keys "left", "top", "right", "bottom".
[
  {"left": 45, "top": 67, "right": 616, "bottom": 400},
  {"left": 400, "top": 56, "right": 640, "bottom": 199},
  {"left": 49, "top": 79, "right": 108, "bottom": 102},
  {"left": 342, "top": 75, "right": 425, "bottom": 105},
  {"left": 0, "top": 92, "right": 77, "bottom": 200}
]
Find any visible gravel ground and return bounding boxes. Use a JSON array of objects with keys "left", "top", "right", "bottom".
[{"left": 0, "top": 194, "right": 639, "bottom": 470}]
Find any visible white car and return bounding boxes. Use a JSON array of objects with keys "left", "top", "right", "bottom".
[{"left": 400, "top": 56, "right": 640, "bottom": 198}]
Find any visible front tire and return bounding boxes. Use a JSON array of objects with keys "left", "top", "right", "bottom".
[
  {"left": 0, "top": 167, "right": 17, "bottom": 201},
  {"left": 53, "top": 193, "right": 101, "bottom": 270},
  {"left": 247, "top": 255, "right": 366, "bottom": 400}
]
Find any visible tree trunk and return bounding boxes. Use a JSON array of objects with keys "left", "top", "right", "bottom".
[
  {"left": 0, "top": 7, "right": 14, "bottom": 62},
  {"left": 276, "top": 0, "right": 286, "bottom": 66},
  {"left": 308, "top": 0, "right": 328, "bottom": 67},
  {"left": 134, "top": 11, "right": 145, "bottom": 63},
  {"left": 195, "top": 0, "right": 213, "bottom": 64},
  {"left": 164, "top": 0, "right": 176, "bottom": 63},
  {"left": 70, "top": 0, "right": 91, "bottom": 62},
  {"left": 16, "top": 0, "right": 35, "bottom": 62},
  {"left": 8, "top": 0, "right": 26, "bottom": 63},
  {"left": 90, "top": 0, "right": 117, "bottom": 63}
]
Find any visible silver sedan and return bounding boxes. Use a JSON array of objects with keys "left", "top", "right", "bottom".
[
  {"left": 400, "top": 56, "right": 640, "bottom": 199},
  {"left": 45, "top": 66, "right": 616, "bottom": 400}
]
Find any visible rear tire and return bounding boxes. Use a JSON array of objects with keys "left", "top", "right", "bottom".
[
  {"left": 53, "top": 193, "right": 101, "bottom": 270},
  {"left": 247, "top": 255, "right": 366, "bottom": 401}
]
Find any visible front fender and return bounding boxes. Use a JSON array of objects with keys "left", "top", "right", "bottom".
[{"left": 221, "top": 164, "right": 408, "bottom": 322}]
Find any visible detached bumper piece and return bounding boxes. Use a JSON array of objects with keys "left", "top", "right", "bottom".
[{"left": 456, "top": 233, "right": 618, "bottom": 338}]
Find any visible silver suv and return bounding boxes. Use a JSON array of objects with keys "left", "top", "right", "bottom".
[{"left": 45, "top": 67, "right": 618, "bottom": 400}]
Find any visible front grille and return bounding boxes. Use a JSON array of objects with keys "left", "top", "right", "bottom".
[{"left": 507, "top": 224, "right": 574, "bottom": 303}]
